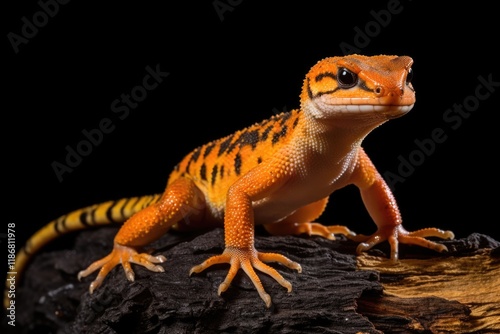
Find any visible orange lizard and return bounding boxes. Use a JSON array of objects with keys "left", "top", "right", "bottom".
[{"left": 6, "top": 55, "right": 455, "bottom": 308}]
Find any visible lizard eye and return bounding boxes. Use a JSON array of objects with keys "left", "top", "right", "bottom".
[
  {"left": 337, "top": 68, "right": 358, "bottom": 89},
  {"left": 406, "top": 67, "right": 413, "bottom": 84}
]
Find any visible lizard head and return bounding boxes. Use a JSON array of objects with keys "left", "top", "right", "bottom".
[{"left": 301, "top": 54, "right": 415, "bottom": 122}]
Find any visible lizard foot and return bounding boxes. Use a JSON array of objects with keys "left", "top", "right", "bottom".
[
  {"left": 350, "top": 225, "right": 455, "bottom": 261},
  {"left": 189, "top": 247, "right": 302, "bottom": 308},
  {"left": 77, "top": 243, "right": 167, "bottom": 293},
  {"left": 306, "top": 223, "right": 356, "bottom": 240},
  {"left": 264, "top": 221, "right": 356, "bottom": 240}
]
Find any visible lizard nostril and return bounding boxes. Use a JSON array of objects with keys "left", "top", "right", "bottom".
[{"left": 374, "top": 86, "right": 384, "bottom": 96}]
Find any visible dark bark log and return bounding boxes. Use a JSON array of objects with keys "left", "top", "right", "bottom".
[{"left": 3, "top": 229, "right": 499, "bottom": 333}]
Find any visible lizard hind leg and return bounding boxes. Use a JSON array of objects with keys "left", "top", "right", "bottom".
[
  {"left": 264, "top": 221, "right": 355, "bottom": 241},
  {"left": 78, "top": 177, "right": 206, "bottom": 293},
  {"left": 77, "top": 244, "right": 167, "bottom": 293},
  {"left": 264, "top": 198, "right": 356, "bottom": 240}
]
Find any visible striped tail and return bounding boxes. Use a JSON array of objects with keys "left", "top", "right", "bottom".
[{"left": 4, "top": 194, "right": 161, "bottom": 309}]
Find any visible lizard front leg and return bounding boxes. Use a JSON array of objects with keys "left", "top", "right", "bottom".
[
  {"left": 190, "top": 164, "right": 301, "bottom": 308},
  {"left": 78, "top": 177, "right": 205, "bottom": 292},
  {"left": 350, "top": 148, "right": 454, "bottom": 261}
]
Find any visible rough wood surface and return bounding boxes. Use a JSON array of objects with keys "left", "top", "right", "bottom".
[
  {"left": 2, "top": 228, "right": 499, "bottom": 333},
  {"left": 357, "top": 234, "right": 500, "bottom": 333}
]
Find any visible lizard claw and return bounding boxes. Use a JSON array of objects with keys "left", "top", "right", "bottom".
[
  {"left": 351, "top": 225, "right": 455, "bottom": 261},
  {"left": 78, "top": 243, "right": 166, "bottom": 293},
  {"left": 190, "top": 246, "right": 301, "bottom": 308}
]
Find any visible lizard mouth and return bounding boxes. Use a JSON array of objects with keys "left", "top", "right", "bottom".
[
  {"left": 328, "top": 103, "right": 413, "bottom": 115},
  {"left": 311, "top": 96, "right": 415, "bottom": 119}
]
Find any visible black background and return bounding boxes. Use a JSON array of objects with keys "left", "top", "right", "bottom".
[{"left": 3, "top": 0, "right": 499, "bottom": 275}]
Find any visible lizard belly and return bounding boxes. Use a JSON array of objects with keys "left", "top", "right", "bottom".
[{"left": 252, "top": 152, "right": 357, "bottom": 224}]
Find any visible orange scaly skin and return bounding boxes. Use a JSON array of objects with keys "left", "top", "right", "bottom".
[{"left": 7, "top": 55, "right": 455, "bottom": 309}]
